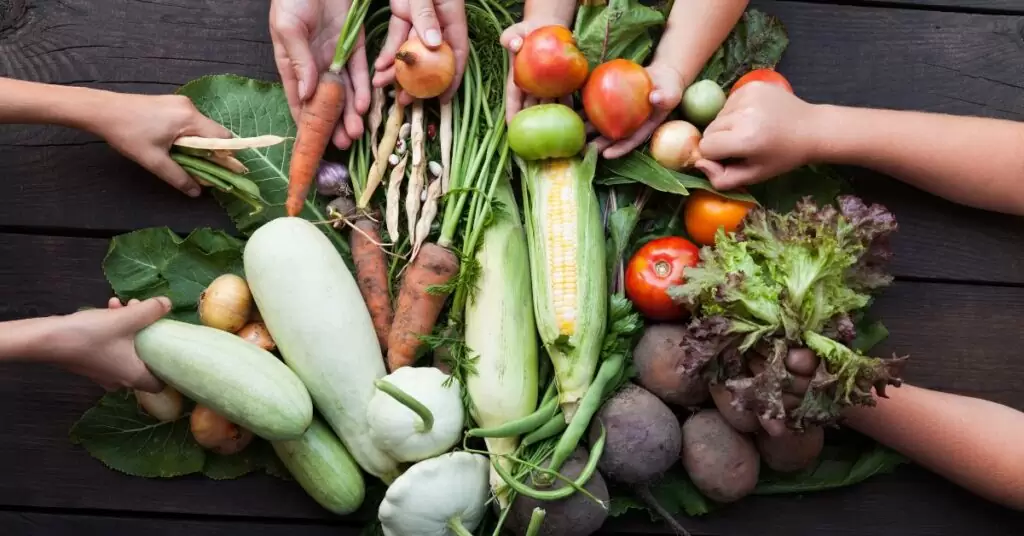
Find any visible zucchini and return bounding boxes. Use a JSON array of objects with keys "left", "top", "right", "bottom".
[
  {"left": 244, "top": 217, "right": 400, "bottom": 482},
  {"left": 134, "top": 319, "right": 312, "bottom": 440},
  {"left": 272, "top": 417, "right": 365, "bottom": 514}
]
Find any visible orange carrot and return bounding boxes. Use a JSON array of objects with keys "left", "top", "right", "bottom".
[
  {"left": 386, "top": 243, "right": 460, "bottom": 371},
  {"left": 286, "top": 71, "right": 346, "bottom": 217},
  {"left": 350, "top": 216, "right": 393, "bottom": 352}
]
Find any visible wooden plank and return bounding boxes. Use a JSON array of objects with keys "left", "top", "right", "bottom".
[
  {"left": 800, "top": 0, "right": 1024, "bottom": 15},
  {"left": 0, "top": 511, "right": 354, "bottom": 536},
  {"left": 0, "top": 232, "right": 1022, "bottom": 534},
  {"left": 1, "top": 1, "right": 1023, "bottom": 283}
]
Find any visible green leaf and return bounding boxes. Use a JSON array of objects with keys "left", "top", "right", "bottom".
[
  {"left": 851, "top": 319, "right": 889, "bottom": 353},
  {"left": 599, "top": 151, "right": 757, "bottom": 203},
  {"left": 607, "top": 205, "right": 640, "bottom": 282},
  {"left": 748, "top": 165, "right": 851, "bottom": 213},
  {"left": 102, "top": 227, "right": 244, "bottom": 324},
  {"left": 175, "top": 74, "right": 350, "bottom": 265},
  {"left": 754, "top": 443, "right": 908, "bottom": 495},
  {"left": 573, "top": 0, "right": 666, "bottom": 69},
  {"left": 70, "top": 391, "right": 290, "bottom": 480},
  {"left": 698, "top": 9, "right": 790, "bottom": 88}
]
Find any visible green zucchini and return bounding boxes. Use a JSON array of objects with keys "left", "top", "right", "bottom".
[{"left": 272, "top": 417, "right": 365, "bottom": 514}]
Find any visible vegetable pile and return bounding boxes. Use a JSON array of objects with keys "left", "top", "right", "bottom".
[{"left": 70, "top": 1, "right": 914, "bottom": 534}]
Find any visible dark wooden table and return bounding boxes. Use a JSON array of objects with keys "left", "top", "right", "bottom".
[{"left": 2, "top": 0, "right": 1023, "bottom": 534}]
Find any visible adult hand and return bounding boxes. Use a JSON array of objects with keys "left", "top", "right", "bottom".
[
  {"left": 695, "top": 82, "right": 820, "bottom": 190},
  {"left": 92, "top": 94, "right": 231, "bottom": 198},
  {"left": 499, "top": 18, "right": 574, "bottom": 124},
  {"left": 373, "top": 0, "right": 468, "bottom": 104},
  {"left": 270, "top": 0, "right": 371, "bottom": 149},
  {"left": 592, "top": 61, "right": 684, "bottom": 159},
  {"left": 50, "top": 298, "right": 170, "bottom": 393}
]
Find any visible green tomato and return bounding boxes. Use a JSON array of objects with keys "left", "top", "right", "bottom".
[
  {"left": 508, "top": 104, "right": 586, "bottom": 161},
  {"left": 681, "top": 80, "right": 726, "bottom": 127}
]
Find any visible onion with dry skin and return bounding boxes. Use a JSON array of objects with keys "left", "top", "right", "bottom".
[
  {"left": 136, "top": 385, "right": 184, "bottom": 422},
  {"left": 190, "top": 404, "right": 254, "bottom": 455},
  {"left": 394, "top": 36, "right": 456, "bottom": 99},
  {"left": 237, "top": 322, "right": 276, "bottom": 352},
  {"left": 649, "top": 120, "right": 703, "bottom": 171},
  {"left": 198, "top": 274, "right": 253, "bottom": 333}
]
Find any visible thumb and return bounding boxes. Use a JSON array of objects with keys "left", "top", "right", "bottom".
[
  {"left": 649, "top": 82, "right": 682, "bottom": 112},
  {"left": 698, "top": 159, "right": 762, "bottom": 191},
  {"left": 500, "top": 24, "right": 527, "bottom": 52},
  {"left": 409, "top": 0, "right": 443, "bottom": 48},
  {"left": 119, "top": 297, "right": 173, "bottom": 333},
  {"left": 275, "top": 23, "right": 319, "bottom": 101}
]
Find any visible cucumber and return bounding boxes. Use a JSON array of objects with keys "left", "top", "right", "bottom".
[
  {"left": 134, "top": 319, "right": 313, "bottom": 440},
  {"left": 244, "top": 217, "right": 400, "bottom": 482},
  {"left": 272, "top": 417, "right": 365, "bottom": 515}
]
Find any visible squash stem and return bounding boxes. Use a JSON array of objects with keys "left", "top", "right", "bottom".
[
  {"left": 525, "top": 508, "right": 547, "bottom": 536},
  {"left": 446, "top": 517, "right": 475, "bottom": 536},
  {"left": 373, "top": 379, "right": 434, "bottom": 432}
]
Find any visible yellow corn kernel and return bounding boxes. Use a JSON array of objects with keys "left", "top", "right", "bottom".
[{"left": 541, "top": 159, "right": 578, "bottom": 336}]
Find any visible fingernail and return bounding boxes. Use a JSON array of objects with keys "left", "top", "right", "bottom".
[
  {"left": 650, "top": 91, "right": 663, "bottom": 105},
  {"left": 187, "top": 187, "right": 201, "bottom": 198},
  {"left": 424, "top": 29, "right": 442, "bottom": 47},
  {"left": 155, "top": 297, "right": 172, "bottom": 309},
  {"left": 298, "top": 80, "right": 308, "bottom": 100},
  {"left": 510, "top": 37, "right": 522, "bottom": 51}
]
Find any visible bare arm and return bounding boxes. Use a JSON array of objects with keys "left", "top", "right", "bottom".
[
  {"left": 845, "top": 383, "right": 1024, "bottom": 510},
  {"left": 0, "top": 77, "right": 109, "bottom": 130},
  {"left": 523, "top": 0, "right": 576, "bottom": 26},
  {"left": 651, "top": 0, "right": 749, "bottom": 86},
  {"left": 812, "top": 106, "right": 1024, "bottom": 216},
  {"left": 0, "top": 317, "right": 60, "bottom": 363}
]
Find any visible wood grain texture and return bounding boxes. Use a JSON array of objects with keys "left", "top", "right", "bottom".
[
  {"left": 801, "top": 0, "right": 1024, "bottom": 15},
  {"left": 1, "top": 1, "right": 1024, "bottom": 284},
  {"left": 0, "top": 512, "right": 357, "bottom": 536},
  {"left": 0, "top": 233, "right": 1021, "bottom": 533}
]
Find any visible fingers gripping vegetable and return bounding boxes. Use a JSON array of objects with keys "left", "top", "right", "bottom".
[
  {"left": 286, "top": 0, "right": 371, "bottom": 217},
  {"left": 683, "top": 189, "right": 755, "bottom": 247},
  {"left": 509, "top": 104, "right": 586, "bottom": 161},
  {"left": 134, "top": 319, "right": 313, "bottom": 440},
  {"left": 135, "top": 385, "right": 183, "bottom": 422},
  {"left": 731, "top": 68, "right": 793, "bottom": 95},
  {"left": 519, "top": 148, "right": 607, "bottom": 420},
  {"left": 272, "top": 417, "right": 366, "bottom": 515},
  {"left": 367, "top": 367, "right": 464, "bottom": 463},
  {"left": 378, "top": 452, "right": 490, "bottom": 536},
  {"left": 649, "top": 121, "right": 703, "bottom": 172},
  {"left": 514, "top": 25, "right": 589, "bottom": 99},
  {"left": 395, "top": 36, "right": 457, "bottom": 99},
  {"left": 625, "top": 236, "right": 699, "bottom": 321},
  {"left": 244, "top": 217, "right": 399, "bottom": 482},
  {"left": 681, "top": 80, "right": 726, "bottom": 127},
  {"left": 198, "top": 274, "right": 253, "bottom": 333},
  {"left": 681, "top": 410, "right": 760, "bottom": 503},
  {"left": 582, "top": 59, "right": 652, "bottom": 141},
  {"left": 632, "top": 324, "right": 710, "bottom": 407},
  {"left": 190, "top": 404, "right": 254, "bottom": 455}
]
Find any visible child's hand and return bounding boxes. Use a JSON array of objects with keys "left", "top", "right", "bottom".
[
  {"left": 93, "top": 94, "right": 232, "bottom": 198},
  {"left": 500, "top": 18, "right": 574, "bottom": 123},
  {"left": 50, "top": 297, "right": 171, "bottom": 393},
  {"left": 592, "top": 61, "right": 684, "bottom": 159},
  {"left": 695, "top": 82, "right": 821, "bottom": 190}
]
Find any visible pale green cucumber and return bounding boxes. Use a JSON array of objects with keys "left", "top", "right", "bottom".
[{"left": 272, "top": 417, "right": 365, "bottom": 515}]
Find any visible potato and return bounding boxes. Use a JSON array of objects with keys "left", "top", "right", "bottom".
[
  {"left": 756, "top": 426, "right": 825, "bottom": 473},
  {"left": 588, "top": 383, "right": 681, "bottom": 485},
  {"left": 633, "top": 324, "right": 709, "bottom": 406},
  {"left": 505, "top": 447, "right": 609, "bottom": 536},
  {"left": 681, "top": 410, "right": 760, "bottom": 503},
  {"left": 709, "top": 383, "right": 760, "bottom": 433}
]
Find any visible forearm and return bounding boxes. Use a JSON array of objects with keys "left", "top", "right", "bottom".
[
  {"left": 811, "top": 105, "right": 1024, "bottom": 216},
  {"left": 523, "top": 0, "right": 576, "bottom": 26},
  {"left": 0, "top": 77, "right": 112, "bottom": 133},
  {"left": 650, "top": 0, "right": 749, "bottom": 85},
  {"left": 845, "top": 384, "right": 1024, "bottom": 510},
  {"left": 0, "top": 317, "right": 63, "bottom": 363}
]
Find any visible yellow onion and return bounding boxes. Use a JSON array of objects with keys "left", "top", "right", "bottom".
[
  {"left": 237, "top": 322, "right": 276, "bottom": 352},
  {"left": 190, "top": 404, "right": 253, "bottom": 455},
  {"left": 649, "top": 120, "right": 703, "bottom": 171},
  {"left": 395, "top": 36, "right": 456, "bottom": 99},
  {"left": 135, "top": 385, "right": 184, "bottom": 422},
  {"left": 198, "top": 274, "right": 253, "bottom": 333}
]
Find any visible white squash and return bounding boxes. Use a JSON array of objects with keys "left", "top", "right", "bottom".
[
  {"left": 367, "top": 367, "right": 464, "bottom": 463},
  {"left": 244, "top": 217, "right": 399, "bottom": 482},
  {"left": 378, "top": 452, "right": 489, "bottom": 536}
]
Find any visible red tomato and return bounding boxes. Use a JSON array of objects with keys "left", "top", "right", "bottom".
[
  {"left": 514, "top": 25, "right": 589, "bottom": 99},
  {"left": 730, "top": 68, "right": 793, "bottom": 95},
  {"left": 582, "top": 59, "right": 652, "bottom": 141},
  {"left": 625, "top": 237, "right": 700, "bottom": 321},
  {"left": 684, "top": 190, "right": 755, "bottom": 246}
]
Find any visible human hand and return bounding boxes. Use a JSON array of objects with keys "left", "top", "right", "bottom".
[
  {"left": 695, "top": 82, "right": 820, "bottom": 191},
  {"left": 373, "top": 0, "right": 468, "bottom": 104},
  {"left": 500, "top": 18, "right": 575, "bottom": 123},
  {"left": 92, "top": 94, "right": 232, "bottom": 198},
  {"left": 270, "top": 0, "right": 371, "bottom": 149},
  {"left": 592, "top": 61, "right": 684, "bottom": 159},
  {"left": 49, "top": 297, "right": 171, "bottom": 393}
]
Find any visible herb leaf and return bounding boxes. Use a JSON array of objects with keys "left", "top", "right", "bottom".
[
  {"left": 573, "top": 0, "right": 666, "bottom": 69},
  {"left": 598, "top": 151, "right": 757, "bottom": 203},
  {"left": 699, "top": 10, "right": 790, "bottom": 88},
  {"left": 754, "top": 443, "right": 908, "bottom": 495}
]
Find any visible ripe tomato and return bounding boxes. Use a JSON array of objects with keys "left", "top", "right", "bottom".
[
  {"left": 730, "top": 68, "right": 793, "bottom": 95},
  {"left": 684, "top": 190, "right": 756, "bottom": 246},
  {"left": 582, "top": 59, "right": 652, "bottom": 141},
  {"left": 625, "top": 236, "right": 700, "bottom": 321},
  {"left": 514, "top": 25, "right": 589, "bottom": 99}
]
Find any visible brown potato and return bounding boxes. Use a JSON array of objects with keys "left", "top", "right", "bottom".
[
  {"left": 633, "top": 324, "right": 709, "bottom": 407},
  {"left": 756, "top": 426, "right": 825, "bottom": 473},
  {"left": 588, "top": 383, "right": 682, "bottom": 485},
  {"left": 681, "top": 410, "right": 760, "bottom": 503},
  {"left": 709, "top": 384, "right": 760, "bottom": 433}
]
